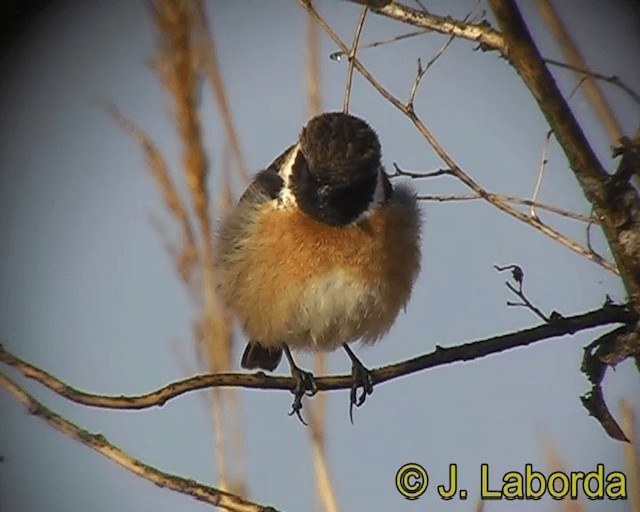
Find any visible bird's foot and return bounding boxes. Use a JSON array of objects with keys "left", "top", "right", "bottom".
[
  {"left": 287, "top": 365, "right": 317, "bottom": 425},
  {"left": 349, "top": 358, "right": 373, "bottom": 423}
]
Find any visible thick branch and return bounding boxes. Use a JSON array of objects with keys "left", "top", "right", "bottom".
[
  {"left": 0, "top": 304, "right": 632, "bottom": 409},
  {"left": 348, "top": 0, "right": 506, "bottom": 53},
  {"left": 489, "top": 0, "right": 640, "bottom": 313},
  {"left": 0, "top": 373, "right": 276, "bottom": 512}
]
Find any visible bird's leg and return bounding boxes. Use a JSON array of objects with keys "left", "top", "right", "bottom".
[
  {"left": 342, "top": 343, "right": 374, "bottom": 423},
  {"left": 283, "top": 345, "right": 317, "bottom": 424}
]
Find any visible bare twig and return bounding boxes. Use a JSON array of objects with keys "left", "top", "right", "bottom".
[
  {"left": 585, "top": 207, "right": 597, "bottom": 253},
  {"left": 0, "top": 373, "right": 269, "bottom": 512},
  {"left": 530, "top": 130, "right": 552, "bottom": 219},
  {"left": 390, "top": 163, "right": 452, "bottom": 179},
  {"left": 329, "top": 29, "right": 427, "bottom": 61},
  {"left": 417, "top": 192, "right": 596, "bottom": 224},
  {"left": 407, "top": 10, "right": 472, "bottom": 107},
  {"left": 343, "top": 6, "right": 368, "bottom": 113},
  {"left": 545, "top": 58, "right": 640, "bottom": 107},
  {"left": 494, "top": 263, "right": 550, "bottom": 322}
]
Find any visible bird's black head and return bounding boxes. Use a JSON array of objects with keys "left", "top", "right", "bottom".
[{"left": 288, "top": 112, "right": 391, "bottom": 227}]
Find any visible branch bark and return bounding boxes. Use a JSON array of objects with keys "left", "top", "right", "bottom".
[{"left": 348, "top": 0, "right": 506, "bottom": 53}]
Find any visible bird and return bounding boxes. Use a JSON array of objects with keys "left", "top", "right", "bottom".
[{"left": 214, "top": 112, "right": 421, "bottom": 422}]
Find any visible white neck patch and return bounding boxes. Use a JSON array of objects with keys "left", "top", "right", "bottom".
[
  {"left": 276, "top": 143, "right": 301, "bottom": 210},
  {"left": 355, "top": 165, "right": 387, "bottom": 222},
  {"left": 275, "top": 145, "right": 387, "bottom": 222}
]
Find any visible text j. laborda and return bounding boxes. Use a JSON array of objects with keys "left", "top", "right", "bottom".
[{"left": 395, "top": 463, "right": 627, "bottom": 501}]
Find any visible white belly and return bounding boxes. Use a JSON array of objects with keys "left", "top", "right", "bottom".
[{"left": 284, "top": 268, "right": 385, "bottom": 350}]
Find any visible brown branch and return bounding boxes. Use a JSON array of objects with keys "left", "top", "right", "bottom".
[
  {"left": 0, "top": 373, "right": 273, "bottom": 512},
  {"left": 346, "top": 0, "right": 506, "bottom": 53},
  {"left": 489, "top": 0, "right": 640, "bottom": 314},
  {"left": 0, "top": 303, "right": 633, "bottom": 409}
]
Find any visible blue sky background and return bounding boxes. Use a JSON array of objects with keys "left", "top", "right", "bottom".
[{"left": 0, "top": 1, "right": 639, "bottom": 511}]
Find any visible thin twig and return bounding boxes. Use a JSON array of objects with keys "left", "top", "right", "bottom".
[
  {"left": 329, "top": 29, "right": 427, "bottom": 61},
  {"left": 545, "top": 58, "right": 640, "bottom": 107},
  {"left": 343, "top": 6, "right": 368, "bottom": 113},
  {"left": 504, "top": 281, "right": 550, "bottom": 322},
  {"left": 585, "top": 207, "right": 596, "bottom": 254},
  {"left": 390, "top": 163, "right": 452, "bottom": 179},
  {"left": 408, "top": 11, "right": 472, "bottom": 107},
  {"left": 530, "top": 130, "right": 552, "bottom": 219},
  {"left": 417, "top": 192, "right": 596, "bottom": 223}
]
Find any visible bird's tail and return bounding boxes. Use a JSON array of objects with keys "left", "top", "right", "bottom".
[{"left": 241, "top": 341, "right": 283, "bottom": 372}]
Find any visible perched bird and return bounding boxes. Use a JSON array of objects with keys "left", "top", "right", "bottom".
[{"left": 214, "top": 112, "right": 421, "bottom": 421}]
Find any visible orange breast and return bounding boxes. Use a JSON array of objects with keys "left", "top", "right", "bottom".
[{"left": 218, "top": 198, "right": 421, "bottom": 348}]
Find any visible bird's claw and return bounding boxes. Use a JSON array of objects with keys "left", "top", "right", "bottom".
[
  {"left": 349, "top": 361, "right": 374, "bottom": 423},
  {"left": 287, "top": 367, "right": 317, "bottom": 425}
]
